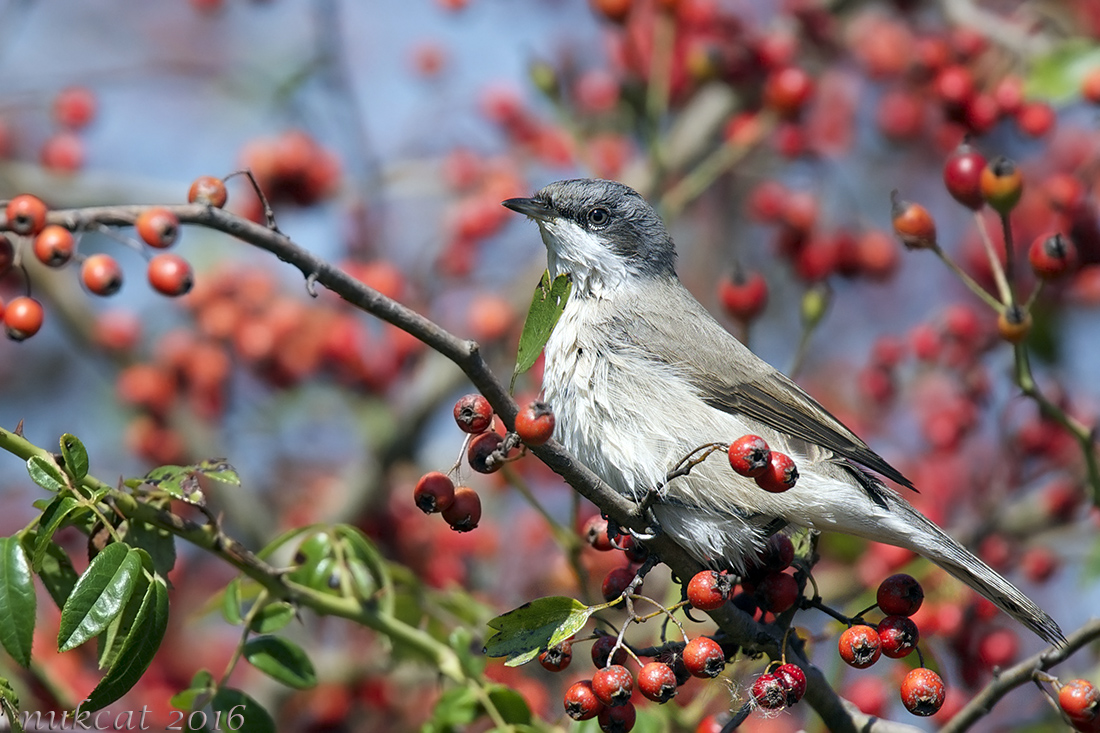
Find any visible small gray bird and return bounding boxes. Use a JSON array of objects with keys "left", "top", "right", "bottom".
[{"left": 503, "top": 178, "right": 1064, "bottom": 645}]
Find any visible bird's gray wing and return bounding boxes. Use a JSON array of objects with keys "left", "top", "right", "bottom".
[{"left": 611, "top": 282, "right": 915, "bottom": 491}]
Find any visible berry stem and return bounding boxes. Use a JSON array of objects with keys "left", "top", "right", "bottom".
[
  {"left": 999, "top": 211, "right": 1018, "bottom": 305},
  {"left": 972, "top": 211, "right": 1013, "bottom": 305},
  {"left": 931, "top": 243, "right": 1002, "bottom": 311}
]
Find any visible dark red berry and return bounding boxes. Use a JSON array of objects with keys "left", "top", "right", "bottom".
[
  {"left": 756, "top": 571, "right": 799, "bottom": 614},
  {"left": 602, "top": 566, "right": 636, "bottom": 602},
  {"left": 682, "top": 637, "right": 725, "bottom": 678},
  {"left": 1029, "top": 232, "right": 1077, "bottom": 279},
  {"left": 413, "top": 471, "right": 455, "bottom": 514},
  {"left": 728, "top": 434, "right": 771, "bottom": 478},
  {"left": 564, "top": 680, "right": 603, "bottom": 721},
  {"left": 1059, "top": 679, "right": 1100, "bottom": 724},
  {"left": 591, "top": 634, "right": 627, "bottom": 668},
  {"left": 637, "top": 661, "right": 677, "bottom": 703},
  {"left": 515, "top": 400, "right": 555, "bottom": 445},
  {"left": 597, "top": 701, "right": 636, "bottom": 733},
  {"left": 591, "top": 665, "right": 634, "bottom": 708},
  {"left": 467, "top": 430, "right": 505, "bottom": 473},
  {"left": 900, "top": 668, "right": 945, "bottom": 716},
  {"left": 878, "top": 615, "right": 919, "bottom": 658},
  {"left": 877, "top": 573, "right": 924, "bottom": 616},
  {"left": 618, "top": 535, "right": 648, "bottom": 563},
  {"left": 754, "top": 451, "right": 798, "bottom": 493},
  {"left": 441, "top": 486, "right": 481, "bottom": 532},
  {"left": 838, "top": 625, "right": 882, "bottom": 669},
  {"left": 891, "top": 190, "right": 937, "bottom": 250},
  {"left": 453, "top": 393, "right": 493, "bottom": 433},
  {"left": 6, "top": 194, "right": 48, "bottom": 236},
  {"left": 686, "top": 570, "right": 732, "bottom": 611},
  {"left": 755, "top": 534, "right": 795, "bottom": 572},
  {"left": 751, "top": 673, "right": 787, "bottom": 710},
  {"left": 943, "top": 144, "right": 987, "bottom": 210},
  {"left": 774, "top": 663, "right": 807, "bottom": 704},
  {"left": 538, "top": 641, "right": 572, "bottom": 672},
  {"left": 583, "top": 515, "right": 614, "bottom": 551}
]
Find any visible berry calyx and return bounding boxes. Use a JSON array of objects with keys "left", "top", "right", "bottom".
[
  {"left": 637, "top": 661, "right": 677, "bottom": 703},
  {"left": 564, "top": 680, "right": 603, "bottom": 721},
  {"left": 32, "top": 225, "right": 75, "bottom": 267},
  {"left": 515, "top": 400, "right": 555, "bottom": 445},
  {"left": 413, "top": 471, "right": 455, "bottom": 514},
  {"left": 838, "top": 625, "right": 882, "bottom": 669},
  {"left": 591, "top": 665, "right": 634, "bottom": 708},
  {"left": 135, "top": 207, "right": 180, "bottom": 249},
  {"left": 441, "top": 485, "right": 481, "bottom": 532},
  {"left": 728, "top": 434, "right": 771, "bottom": 478},
  {"left": 774, "top": 663, "right": 807, "bottom": 705},
  {"left": 877, "top": 573, "right": 924, "bottom": 616},
  {"left": 686, "top": 570, "right": 733, "bottom": 611},
  {"left": 1029, "top": 232, "right": 1077, "bottom": 279},
  {"left": 943, "top": 144, "right": 987, "bottom": 210},
  {"left": 980, "top": 156, "right": 1023, "bottom": 214},
  {"left": 997, "top": 305, "right": 1032, "bottom": 344},
  {"left": 467, "top": 430, "right": 505, "bottom": 473},
  {"left": 188, "top": 176, "right": 228, "bottom": 208},
  {"left": 899, "top": 668, "right": 945, "bottom": 716},
  {"left": 890, "top": 190, "right": 937, "bottom": 250},
  {"left": 4, "top": 296, "right": 44, "bottom": 341},
  {"left": 1059, "top": 679, "right": 1100, "bottom": 724},
  {"left": 597, "top": 701, "right": 636, "bottom": 733},
  {"left": 81, "top": 253, "right": 124, "bottom": 296},
  {"left": 878, "top": 615, "right": 920, "bottom": 658},
  {"left": 538, "top": 641, "right": 572, "bottom": 672},
  {"left": 754, "top": 451, "right": 798, "bottom": 493},
  {"left": 682, "top": 636, "right": 725, "bottom": 678},
  {"left": 751, "top": 672, "right": 787, "bottom": 710},
  {"left": 6, "top": 194, "right": 48, "bottom": 236},
  {"left": 718, "top": 268, "right": 768, "bottom": 322},
  {"left": 147, "top": 253, "right": 194, "bottom": 296},
  {"left": 453, "top": 393, "right": 493, "bottom": 433}
]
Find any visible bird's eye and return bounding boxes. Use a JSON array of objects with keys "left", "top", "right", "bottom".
[{"left": 587, "top": 207, "right": 610, "bottom": 227}]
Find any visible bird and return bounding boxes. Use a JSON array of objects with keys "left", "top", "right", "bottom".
[{"left": 502, "top": 178, "right": 1064, "bottom": 646}]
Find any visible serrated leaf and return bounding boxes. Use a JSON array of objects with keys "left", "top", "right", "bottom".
[
  {"left": 211, "top": 688, "right": 275, "bottom": 733},
  {"left": 83, "top": 576, "right": 169, "bottom": 710},
  {"left": 1025, "top": 39, "right": 1100, "bottom": 103},
  {"left": 484, "top": 596, "right": 593, "bottom": 666},
  {"left": 169, "top": 668, "right": 215, "bottom": 711},
  {"left": 511, "top": 271, "right": 571, "bottom": 390},
  {"left": 59, "top": 434, "right": 89, "bottom": 481},
  {"left": 249, "top": 601, "right": 295, "bottom": 633},
  {"left": 21, "top": 533, "right": 77, "bottom": 609},
  {"left": 242, "top": 635, "right": 317, "bottom": 689},
  {"left": 33, "top": 495, "right": 79, "bottom": 571},
  {"left": 27, "top": 455, "right": 68, "bottom": 493},
  {"left": 97, "top": 568, "right": 151, "bottom": 670},
  {"left": 0, "top": 537, "right": 35, "bottom": 667},
  {"left": 58, "top": 543, "right": 141, "bottom": 652},
  {"left": 194, "top": 459, "right": 240, "bottom": 486},
  {"left": 123, "top": 521, "right": 176, "bottom": 579}
]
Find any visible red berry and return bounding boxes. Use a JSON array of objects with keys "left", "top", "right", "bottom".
[
  {"left": 453, "top": 393, "right": 493, "bottom": 433},
  {"left": 441, "top": 485, "right": 481, "bottom": 532},
  {"left": 980, "top": 156, "right": 1023, "bottom": 214},
  {"left": 1059, "top": 679, "right": 1100, "bottom": 724},
  {"left": 618, "top": 535, "right": 648, "bottom": 564},
  {"left": 1083, "top": 68, "right": 1100, "bottom": 104},
  {"left": 1015, "top": 101, "right": 1055, "bottom": 138},
  {"left": 877, "top": 573, "right": 924, "bottom": 616},
  {"left": 728, "top": 434, "right": 771, "bottom": 478},
  {"left": 4, "top": 296, "right": 44, "bottom": 341},
  {"left": 838, "top": 625, "right": 882, "bottom": 669},
  {"left": 682, "top": 636, "right": 725, "bottom": 678},
  {"left": 6, "top": 194, "right": 48, "bottom": 236},
  {"left": 515, "top": 400, "right": 555, "bottom": 445},
  {"left": 718, "top": 268, "right": 768, "bottom": 322},
  {"left": 1029, "top": 232, "right": 1077, "bottom": 279},
  {"left": 943, "top": 145, "right": 987, "bottom": 210},
  {"left": 899, "top": 668, "right": 945, "bottom": 716},
  {"left": 591, "top": 634, "right": 628, "bottom": 668},
  {"left": 597, "top": 701, "right": 635, "bottom": 733},
  {"left": 32, "top": 225, "right": 75, "bottom": 267},
  {"left": 764, "top": 66, "right": 814, "bottom": 118},
  {"left": 891, "top": 191, "right": 937, "bottom": 250},
  {"left": 934, "top": 65, "right": 974, "bottom": 108},
  {"left": 695, "top": 713, "right": 732, "bottom": 733},
  {"left": 413, "top": 471, "right": 455, "bottom": 514},
  {"left": 602, "top": 566, "right": 635, "bottom": 602},
  {"left": 756, "top": 571, "right": 799, "bottom": 614},
  {"left": 148, "top": 253, "right": 194, "bottom": 296},
  {"left": 40, "top": 132, "right": 84, "bottom": 173},
  {"left": 774, "top": 663, "right": 807, "bottom": 704},
  {"left": 538, "top": 641, "right": 572, "bottom": 672},
  {"left": 564, "top": 680, "right": 603, "bottom": 721},
  {"left": 637, "top": 662, "right": 677, "bottom": 703},
  {"left": 754, "top": 451, "right": 798, "bottom": 493},
  {"left": 878, "top": 615, "right": 919, "bottom": 658},
  {"left": 751, "top": 672, "right": 787, "bottom": 709},
  {"left": 467, "top": 430, "right": 505, "bottom": 473},
  {"left": 755, "top": 534, "right": 795, "bottom": 572},
  {"left": 53, "top": 86, "right": 96, "bottom": 130},
  {"left": 977, "top": 627, "right": 1018, "bottom": 668},
  {"left": 81, "top": 253, "right": 124, "bottom": 296},
  {"left": 188, "top": 176, "right": 228, "bottom": 208},
  {"left": 583, "top": 515, "right": 615, "bottom": 551},
  {"left": 686, "top": 570, "right": 732, "bottom": 611},
  {"left": 135, "top": 207, "right": 180, "bottom": 249},
  {"left": 591, "top": 665, "right": 634, "bottom": 708}
]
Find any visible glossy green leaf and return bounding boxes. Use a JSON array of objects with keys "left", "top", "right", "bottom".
[
  {"left": 58, "top": 543, "right": 141, "bottom": 652},
  {"left": 27, "top": 455, "right": 68, "bottom": 493},
  {"left": 83, "top": 576, "right": 169, "bottom": 710},
  {"left": 169, "top": 668, "right": 215, "bottom": 711},
  {"left": 0, "top": 537, "right": 36, "bottom": 667},
  {"left": 249, "top": 601, "right": 295, "bottom": 633},
  {"left": 242, "top": 635, "right": 317, "bottom": 689},
  {"left": 211, "top": 688, "right": 275, "bottom": 733},
  {"left": 123, "top": 521, "right": 176, "bottom": 579},
  {"left": 59, "top": 434, "right": 89, "bottom": 481},
  {"left": 511, "top": 271, "right": 571, "bottom": 391},
  {"left": 33, "top": 495, "right": 79, "bottom": 571},
  {"left": 484, "top": 596, "right": 593, "bottom": 667},
  {"left": 97, "top": 567, "right": 151, "bottom": 670},
  {"left": 194, "top": 459, "right": 240, "bottom": 486},
  {"left": 0, "top": 676, "right": 22, "bottom": 733},
  {"left": 21, "top": 532, "right": 78, "bottom": 609},
  {"left": 1025, "top": 39, "right": 1100, "bottom": 103}
]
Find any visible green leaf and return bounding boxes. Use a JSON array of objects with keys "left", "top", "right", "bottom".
[
  {"left": 484, "top": 596, "right": 593, "bottom": 666},
  {"left": 97, "top": 566, "right": 151, "bottom": 670},
  {"left": 194, "top": 459, "right": 240, "bottom": 486},
  {"left": 242, "top": 635, "right": 317, "bottom": 689},
  {"left": 33, "top": 495, "right": 79, "bottom": 571},
  {"left": 448, "top": 627, "right": 485, "bottom": 677},
  {"left": 0, "top": 676, "right": 23, "bottom": 733},
  {"left": 221, "top": 578, "right": 243, "bottom": 625},
  {"left": 123, "top": 521, "right": 176, "bottom": 579},
  {"left": 21, "top": 532, "right": 77, "bottom": 609},
  {"left": 58, "top": 543, "right": 142, "bottom": 652},
  {"left": 169, "top": 669, "right": 215, "bottom": 711},
  {"left": 511, "top": 271, "right": 571, "bottom": 391},
  {"left": 211, "top": 688, "right": 275, "bottom": 733},
  {"left": 27, "top": 455, "right": 68, "bottom": 493},
  {"left": 59, "top": 434, "right": 89, "bottom": 481},
  {"left": 335, "top": 525, "right": 392, "bottom": 610},
  {"left": 139, "top": 465, "right": 204, "bottom": 505},
  {"left": 249, "top": 601, "right": 295, "bottom": 633},
  {"left": 0, "top": 537, "right": 35, "bottom": 667},
  {"left": 423, "top": 685, "right": 479, "bottom": 733},
  {"left": 486, "top": 684, "right": 531, "bottom": 725},
  {"left": 83, "top": 576, "right": 169, "bottom": 711},
  {"left": 1025, "top": 39, "right": 1100, "bottom": 103}
]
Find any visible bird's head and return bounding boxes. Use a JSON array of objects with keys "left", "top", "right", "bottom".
[{"left": 503, "top": 179, "right": 676, "bottom": 297}]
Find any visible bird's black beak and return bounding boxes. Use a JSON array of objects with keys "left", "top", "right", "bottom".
[{"left": 502, "top": 197, "right": 555, "bottom": 223}]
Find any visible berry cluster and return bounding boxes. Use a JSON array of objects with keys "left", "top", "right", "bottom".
[{"left": 727, "top": 434, "right": 799, "bottom": 493}]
